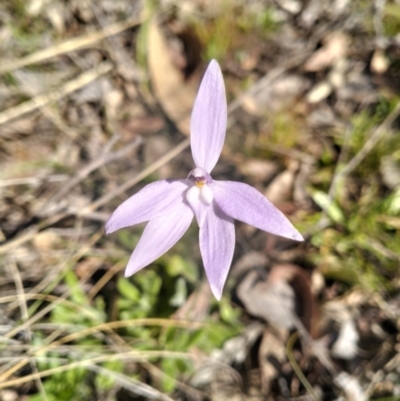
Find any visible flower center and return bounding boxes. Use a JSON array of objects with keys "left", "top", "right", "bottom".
[
  {"left": 186, "top": 167, "right": 213, "bottom": 205},
  {"left": 195, "top": 177, "right": 206, "bottom": 188}
]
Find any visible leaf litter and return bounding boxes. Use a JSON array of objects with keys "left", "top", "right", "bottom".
[{"left": 1, "top": 0, "right": 400, "bottom": 400}]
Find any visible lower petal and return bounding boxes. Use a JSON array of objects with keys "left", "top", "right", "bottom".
[
  {"left": 125, "top": 203, "right": 193, "bottom": 277},
  {"left": 199, "top": 201, "right": 235, "bottom": 300}
]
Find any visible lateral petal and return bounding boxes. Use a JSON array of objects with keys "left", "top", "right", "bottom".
[
  {"left": 125, "top": 202, "right": 194, "bottom": 276},
  {"left": 190, "top": 60, "right": 227, "bottom": 173},
  {"left": 105, "top": 180, "right": 190, "bottom": 234},
  {"left": 211, "top": 180, "right": 304, "bottom": 241},
  {"left": 199, "top": 201, "right": 235, "bottom": 300}
]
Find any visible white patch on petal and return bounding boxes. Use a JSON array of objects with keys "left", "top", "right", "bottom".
[
  {"left": 185, "top": 184, "right": 211, "bottom": 227},
  {"left": 200, "top": 185, "right": 213, "bottom": 205},
  {"left": 186, "top": 185, "right": 200, "bottom": 204}
]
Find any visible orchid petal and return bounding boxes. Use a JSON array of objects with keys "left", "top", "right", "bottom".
[
  {"left": 199, "top": 201, "right": 235, "bottom": 300},
  {"left": 191, "top": 60, "right": 227, "bottom": 173},
  {"left": 125, "top": 202, "right": 193, "bottom": 276},
  {"left": 211, "top": 180, "right": 304, "bottom": 241},
  {"left": 185, "top": 185, "right": 211, "bottom": 227},
  {"left": 105, "top": 180, "right": 189, "bottom": 234}
]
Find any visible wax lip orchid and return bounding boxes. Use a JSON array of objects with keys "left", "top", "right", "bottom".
[{"left": 105, "top": 60, "right": 303, "bottom": 300}]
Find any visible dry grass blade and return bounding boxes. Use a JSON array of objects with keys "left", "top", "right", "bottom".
[
  {"left": 0, "top": 314, "right": 202, "bottom": 382},
  {"left": 3, "top": 229, "right": 104, "bottom": 341},
  {"left": 0, "top": 350, "right": 193, "bottom": 390},
  {"left": 0, "top": 17, "right": 142, "bottom": 75},
  {"left": 42, "top": 136, "right": 142, "bottom": 208},
  {"left": 310, "top": 101, "right": 400, "bottom": 236},
  {"left": 0, "top": 62, "right": 112, "bottom": 127},
  {"left": 46, "top": 318, "right": 203, "bottom": 348},
  {"left": 340, "top": 101, "right": 400, "bottom": 176},
  {"left": 87, "top": 261, "right": 125, "bottom": 302},
  {"left": 13, "top": 70, "right": 81, "bottom": 141},
  {"left": 80, "top": 137, "right": 191, "bottom": 214},
  {"left": 0, "top": 138, "right": 187, "bottom": 255},
  {"left": 286, "top": 332, "right": 321, "bottom": 401},
  {"left": 5, "top": 260, "right": 49, "bottom": 399},
  {"left": 86, "top": 364, "right": 175, "bottom": 401},
  {"left": 0, "top": 175, "right": 69, "bottom": 188},
  {"left": 0, "top": 212, "right": 66, "bottom": 255}
]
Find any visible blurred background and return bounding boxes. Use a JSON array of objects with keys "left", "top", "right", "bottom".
[{"left": 1, "top": 0, "right": 400, "bottom": 400}]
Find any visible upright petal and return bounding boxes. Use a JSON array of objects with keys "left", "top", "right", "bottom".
[
  {"left": 211, "top": 180, "right": 304, "bottom": 241},
  {"left": 125, "top": 202, "right": 193, "bottom": 276},
  {"left": 105, "top": 180, "right": 190, "bottom": 234},
  {"left": 191, "top": 60, "right": 227, "bottom": 173},
  {"left": 199, "top": 201, "right": 235, "bottom": 300}
]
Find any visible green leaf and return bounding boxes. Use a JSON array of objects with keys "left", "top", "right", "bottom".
[
  {"left": 169, "top": 277, "right": 187, "bottom": 307},
  {"left": 117, "top": 276, "right": 140, "bottom": 302},
  {"left": 311, "top": 190, "right": 345, "bottom": 224},
  {"left": 160, "top": 358, "right": 178, "bottom": 393},
  {"left": 165, "top": 254, "right": 198, "bottom": 283},
  {"left": 64, "top": 269, "right": 86, "bottom": 306},
  {"left": 386, "top": 189, "right": 400, "bottom": 214},
  {"left": 219, "top": 298, "right": 240, "bottom": 325}
]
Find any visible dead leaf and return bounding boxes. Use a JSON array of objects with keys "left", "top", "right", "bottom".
[
  {"left": 46, "top": 2, "right": 71, "bottom": 34},
  {"left": 147, "top": 18, "right": 202, "bottom": 135},
  {"left": 0, "top": 26, "right": 12, "bottom": 51},
  {"left": 328, "top": 58, "right": 348, "bottom": 89},
  {"left": 335, "top": 372, "right": 366, "bottom": 401},
  {"left": 278, "top": 0, "right": 302, "bottom": 14},
  {"left": 13, "top": 67, "right": 75, "bottom": 94},
  {"left": 304, "top": 32, "right": 349, "bottom": 72},
  {"left": 173, "top": 279, "right": 212, "bottom": 321},
  {"left": 307, "top": 105, "right": 338, "bottom": 128},
  {"left": 371, "top": 49, "right": 389, "bottom": 75},
  {"left": 269, "top": 264, "right": 315, "bottom": 332},
  {"left": 190, "top": 322, "right": 263, "bottom": 392},
  {"left": 239, "top": 50, "right": 261, "bottom": 71},
  {"left": 237, "top": 264, "right": 315, "bottom": 333},
  {"left": 0, "top": 389, "right": 18, "bottom": 401},
  {"left": 380, "top": 155, "right": 400, "bottom": 189},
  {"left": 217, "top": 323, "right": 264, "bottom": 365},
  {"left": 242, "top": 74, "right": 309, "bottom": 116},
  {"left": 231, "top": 251, "right": 269, "bottom": 279},
  {"left": 118, "top": 116, "right": 164, "bottom": 141},
  {"left": 264, "top": 160, "right": 299, "bottom": 204},
  {"left": 33, "top": 231, "right": 62, "bottom": 253},
  {"left": 337, "top": 69, "right": 377, "bottom": 104},
  {"left": 332, "top": 318, "right": 359, "bottom": 359},
  {"left": 0, "top": 118, "right": 35, "bottom": 139},
  {"left": 258, "top": 328, "right": 289, "bottom": 395},
  {"left": 104, "top": 89, "right": 124, "bottom": 120},
  {"left": 238, "top": 159, "right": 278, "bottom": 182},
  {"left": 320, "top": 300, "right": 359, "bottom": 360},
  {"left": 75, "top": 257, "right": 103, "bottom": 279},
  {"left": 70, "top": 0, "right": 94, "bottom": 23},
  {"left": 73, "top": 78, "right": 112, "bottom": 104},
  {"left": 306, "top": 81, "right": 332, "bottom": 103}
]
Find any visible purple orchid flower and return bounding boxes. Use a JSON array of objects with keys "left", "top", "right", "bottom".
[{"left": 106, "top": 60, "right": 303, "bottom": 300}]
